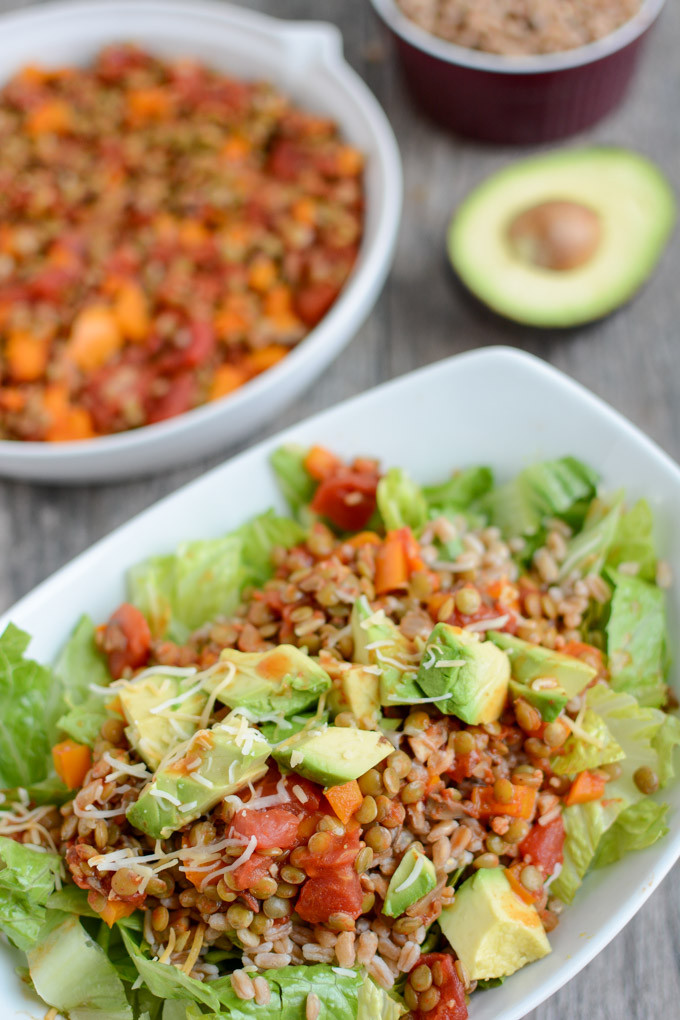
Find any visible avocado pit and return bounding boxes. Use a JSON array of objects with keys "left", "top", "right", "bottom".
[{"left": 507, "top": 200, "right": 602, "bottom": 271}]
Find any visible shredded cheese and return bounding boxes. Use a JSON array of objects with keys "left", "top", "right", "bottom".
[
  {"left": 292, "top": 784, "right": 308, "bottom": 803},
  {"left": 394, "top": 854, "right": 424, "bottom": 894},
  {"left": 220, "top": 834, "right": 258, "bottom": 873},
  {"left": 290, "top": 751, "right": 304, "bottom": 768},
  {"left": 359, "top": 609, "right": 388, "bottom": 630},
  {"left": 198, "top": 662, "right": 236, "bottom": 730},
  {"left": 149, "top": 678, "right": 207, "bottom": 716},
  {"left": 149, "top": 788, "right": 182, "bottom": 807},
  {"left": 465, "top": 615, "right": 510, "bottom": 632}
]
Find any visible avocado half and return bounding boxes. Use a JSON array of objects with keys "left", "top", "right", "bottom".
[{"left": 447, "top": 148, "right": 676, "bottom": 327}]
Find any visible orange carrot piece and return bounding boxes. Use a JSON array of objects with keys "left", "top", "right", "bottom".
[
  {"left": 220, "top": 135, "right": 252, "bottom": 161},
  {"left": 66, "top": 305, "right": 123, "bottom": 372},
  {"left": 397, "top": 527, "right": 425, "bottom": 573},
  {"left": 6, "top": 330, "right": 49, "bottom": 382},
  {"left": 126, "top": 87, "right": 172, "bottom": 123},
  {"left": 504, "top": 867, "right": 539, "bottom": 905},
  {"left": 325, "top": 780, "right": 363, "bottom": 825},
  {"left": 209, "top": 364, "right": 249, "bottom": 401},
  {"left": 52, "top": 739, "right": 92, "bottom": 790},
  {"left": 245, "top": 344, "right": 288, "bottom": 376},
  {"left": 471, "top": 783, "right": 537, "bottom": 820},
  {"left": 304, "top": 445, "right": 343, "bottom": 481},
  {"left": 114, "top": 281, "right": 150, "bottom": 342},
  {"left": 0, "top": 388, "right": 27, "bottom": 413},
  {"left": 374, "top": 532, "right": 409, "bottom": 595},
  {"left": 291, "top": 197, "right": 316, "bottom": 226},
  {"left": 248, "top": 256, "right": 278, "bottom": 293},
  {"left": 26, "top": 99, "right": 72, "bottom": 136},
  {"left": 45, "top": 406, "right": 95, "bottom": 442},
  {"left": 564, "top": 770, "right": 607, "bottom": 807},
  {"left": 178, "top": 220, "right": 209, "bottom": 247},
  {"left": 345, "top": 531, "right": 382, "bottom": 549},
  {"left": 100, "top": 899, "right": 137, "bottom": 928},
  {"left": 336, "top": 145, "right": 363, "bottom": 176}
]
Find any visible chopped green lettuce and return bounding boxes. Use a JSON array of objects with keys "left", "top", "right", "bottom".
[
  {"left": 557, "top": 493, "right": 623, "bottom": 581},
  {"left": 423, "top": 465, "right": 494, "bottom": 511},
  {"left": 0, "top": 623, "right": 58, "bottom": 788},
  {"left": 552, "top": 684, "right": 671, "bottom": 903},
  {"left": 0, "top": 837, "right": 62, "bottom": 950},
  {"left": 593, "top": 798, "right": 669, "bottom": 869},
  {"left": 120, "top": 926, "right": 221, "bottom": 1010},
  {"left": 552, "top": 708, "right": 625, "bottom": 775},
  {"left": 129, "top": 511, "right": 305, "bottom": 641},
  {"left": 377, "top": 467, "right": 428, "bottom": 533},
  {"left": 606, "top": 571, "right": 667, "bottom": 708},
  {"left": 652, "top": 712, "right": 680, "bottom": 787},
  {"left": 270, "top": 444, "right": 316, "bottom": 515},
  {"left": 481, "top": 457, "right": 599, "bottom": 538},
  {"left": 46, "top": 885, "right": 98, "bottom": 917},
  {"left": 28, "top": 914, "right": 132, "bottom": 1019},
  {"left": 55, "top": 614, "right": 112, "bottom": 745},
  {"left": 606, "top": 499, "right": 658, "bottom": 581}
]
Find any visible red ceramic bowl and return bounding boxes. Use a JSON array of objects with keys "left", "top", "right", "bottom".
[{"left": 370, "top": 0, "right": 667, "bottom": 143}]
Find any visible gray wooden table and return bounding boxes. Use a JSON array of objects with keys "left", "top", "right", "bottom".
[{"left": 1, "top": 0, "right": 679, "bottom": 1016}]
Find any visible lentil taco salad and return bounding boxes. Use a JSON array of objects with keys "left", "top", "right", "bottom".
[{"left": 1, "top": 444, "right": 679, "bottom": 1020}]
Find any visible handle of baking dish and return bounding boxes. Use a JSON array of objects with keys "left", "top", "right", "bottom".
[{"left": 278, "top": 20, "right": 345, "bottom": 72}]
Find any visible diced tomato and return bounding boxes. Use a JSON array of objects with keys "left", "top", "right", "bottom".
[
  {"left": 101, "top": 602, "right": 151, "bottom": 678},
  {"left": 294, "top": 281, "right": 339, "bottom": 327},
  {"left": 295, "top": 867, "right": 363, "bottom": 923},
  {"left": 146, "top": 372, "right": 197, "bottom": 424},
  {"left": 231, "top": 852, "right": 272, "bottom": 892},
  {"left": 268, "top": 140, "right": 307, "bottom": 180},
  {"left": 231, "top": 806, "right": 303, "bottom": 851},
  {"left": 155, "top": 321, "right": 216, "bottom": 373},
  {"left": 294, "top": 829, "right": 361, "bottom": 877},
  {"left": 310, "top": 470, "right": 378, "bottom": 531},
  {"left": 447, "top": 749, "right": 481, "bottom": 783},
  {"left": 412, "top": 953, "right": 468, "bottom": 1020},
  {"left": 519, "top": 815, "right": 565, "bottom": 876},
  {"left": 84, "top": 359, "right": 155, "bottom": 433}
]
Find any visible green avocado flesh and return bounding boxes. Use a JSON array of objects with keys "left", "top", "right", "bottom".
[{"left": 447, "top": 148, "right": 676, "bottom": 327}]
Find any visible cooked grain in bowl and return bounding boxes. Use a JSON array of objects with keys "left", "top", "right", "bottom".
[{"left": 396, "top": 0, "right": 643, "bottom": 55}]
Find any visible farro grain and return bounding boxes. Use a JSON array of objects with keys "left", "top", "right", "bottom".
[
  {"left": 356, "top": 931, "right": 379, "bottom": 965},
  {"left": 397, "top": 940, "right": 421, "bottom": 973},
  {"left": 367, "top": 956, "right": 395, "bottom": 989},
  {"left": 335, "top": 930, "right": 356, "bottom": 967},
  {"left": 231, "top": 970, "right": 256, "bottom": 1000},
  {"left": 253, "top": 976, "right": 271, "bottom": 1006},
  {"left": 306, "top": 992, "right": 321, "bottom": 1020},
  {"left": 253, "top": 952, "right": 291, "bottom": 969},
  {"left": 302, "top": 943, "right": 334, "bottom": 963}
]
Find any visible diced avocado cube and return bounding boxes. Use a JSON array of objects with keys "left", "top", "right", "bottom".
[
  {"left": 259, "top": 711, "right": 329, "bottom": 744},
  {"left": 273, "top": 724, "right": 393, "bottom": 787},
  {"left": 126, "top": 712, "right": 270, "bottom": 839},
  {"left": 119, "top": 671, "right": 207, "bottom": 770},
  {"left": 329, "top": 665, "right": 381, "bottom": 727},
  {"left": 417, "top": 623, "right": 510, "bottom": 725},
  {"left": 351, "top": 595, "right": 421, "bottom": 706},
  {"left": 204, "top": 645, "right": 331, "bottom": 720},
  {"left": 488, "top": 631, "right": 595, "bottom": 698},
  {"left": 508, "top": 678, "right": 569, "bottom": 723},
  {"left": 439, "top": 868, "right": 551, "bottom": 980},
  {"left": 383, "top": 847, "right": 437, "bottom": 917}
]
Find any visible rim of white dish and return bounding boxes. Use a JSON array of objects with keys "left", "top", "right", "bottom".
[
  {"left": 370, "top": 0, "right": 667, "bottom": 74},
  {"left": 0, "top": 0, "right": 402, "bottom": 465}
]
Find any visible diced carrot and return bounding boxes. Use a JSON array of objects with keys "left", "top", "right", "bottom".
[
  {"left": 221, "top": 135, "right": 252, "bottom": 161},
  {"left": 17, "top": 64, "right": 50, "bottom": 85},
  {"left": 209, "top": 364, "right": 249, "bottom": 401},
  {"left": 6, "top": 330, "right": 49, "bottom": 382},
  {"left": 504, "top": 866, "right": 539, "bottom": 905},
  {"left": 336, "top": 145, "right": 363, "bottom": 176},
  {"left": 113, "top": 281, "right": 150, "bottom": 342},
  {"left": 291, "top": 197, "right": 316, "bottom": 226},
  {"left": 26, "top": 99, "right": 72, "bottom": 136},
  {"left": 471, "top": 783, "right": 537, "bottom": 820},
  {"left": 126, "top": 87, "right": 172, "bottom": 123},
  {"left": 100, "top": 899, "right": 137, "bottom": 928},
  {"left": 426, "top": 591, "right": 454, "bottom": 621},
  {"left": 178, "top": 219, "right": 209, "bottom": 246},
  {"left": 374, "top": 532, "right": 409, "bottom": 595},
  {"left": 486, "top": 577, "right": 508, "bottom": 601},
  {"left": 245, "top": 344, "right": 288, "bottom": 376},
  {"left": 564, "top": 770, "right": 607, "bottom": 807},
  {"left": 214, "top": 294, "right": 253, "bottom": 341},
  {"left": 264, "top": 284, "right": 302, "bottom": 332},
  {"left": 66, "top": 304, "right": 123, "bottom": 372},
  {"left": 304, "top": 445, "right": 343, "bottom": 481},
  {"left": 52, "top": 739, "right": 92, "bottom": 790},
  {"left": 0, "top": 388, "right": 27, "bottom": 413},
  {"left": 397, "top": 527, "right": 425, "bottom": 573},
  {"left": 345, "top": 531, "right": 382, "bottom": 549},
  {"left": 45, "top": 406, "right": 95, "bottom": 442},
  {"left": 248, "top": 256, "right": 278, "bottom": 293},
  {"left": 325, "top": 780, "right": 363, "bottom": 825}
]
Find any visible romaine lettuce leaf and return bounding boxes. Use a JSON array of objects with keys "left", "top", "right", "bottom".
[
  {"left": 28, "top": 913, "right": 132, "bottom": 1020},
  {"left": 423, "top": 466, "right": 494, "bottom": 511},
  {"left": 0, "top": 837, "right": 62, "bottom": 950},
  {"left": 56, "top": 615, "right": 112, "bottom": 746},
  {"left": 270, "top": 444, "right": 316, "bottom": 515},
  {"left": 481, "top": 457, "right": 598, "bottom": 538},
  {"left": 0, "top": 623, "right": 57, "bottom": 788},
  {"left": 552, "top": 684, "right": 670, "bottom": 903},
  {"left": 652, "top": 712, "right": 680, "bottom": 787},
  {"left": 605, "top": 499, "right": 658, "bottom": 581},
  {"left": 129, "top": 511, "right": 305, "bottom": 642},
  {"left": 120, "top": 927, "right": 221, "bottom": 1010},
  {"left": 606, "top": 571, "right": 667, "bottom": 708},
  {"left": 377, "top": 467, "right": 428, "bottom": 534},
  {"left": 557, "top": 493, "right": 623, "bottom": 581},
  {"left": 46, "top": 885, "right": 98, "bottom": 917},
  {"left": 592, "top": 798, "right": 669, "bottom": 869},
  {"left": 552, "top": 708, "right": 624, "bottom": 775}
]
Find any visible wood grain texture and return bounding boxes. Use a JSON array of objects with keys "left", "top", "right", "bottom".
[{"left": 0, "top": 1, "right": 678, "bottom": 1016}]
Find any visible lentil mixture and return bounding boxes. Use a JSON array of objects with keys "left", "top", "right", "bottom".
[
  {"left": 396, "top": 0, "right": 642, "bottom": 55},
  {"left": 0, "top": 46, "right": 363, "bottom": 441},
  {"left": 1, "top": 445, "right": 678, "bottom": 1019}
]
